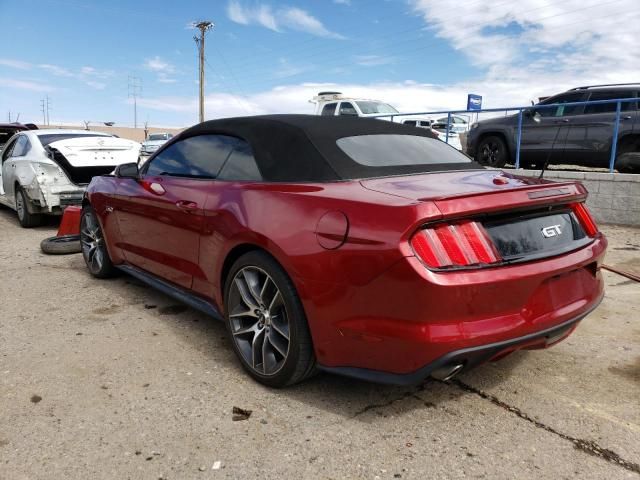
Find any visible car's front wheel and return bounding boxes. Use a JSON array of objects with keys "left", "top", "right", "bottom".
[
  {"left": 476, "top": 135, "right": 509, "bottom": 168},
  {"left": 224, "top": 251, "right": 316, "bottom": 387},
  {"left": 15, "top": 187, "right": 42, "bottom": 228},
  {"left": 80, "top": 205, "right": 116, "bottom": 278}
]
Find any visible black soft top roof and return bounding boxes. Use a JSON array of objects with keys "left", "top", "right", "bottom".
[{"left": 174, "top": 114, "right": 479, "bottom": 182}]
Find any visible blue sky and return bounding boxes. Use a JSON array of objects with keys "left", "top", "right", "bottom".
[{"left": 1, "top": 0, "right": 638, "bottom": 127}]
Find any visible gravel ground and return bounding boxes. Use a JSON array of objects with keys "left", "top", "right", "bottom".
[{"left": 0, "top": 208, "right": 638, "bottom": 480}]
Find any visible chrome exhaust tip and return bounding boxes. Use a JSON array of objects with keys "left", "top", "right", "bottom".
[{"left": 430, "top": 363, "right": 464, "bottom": 381}]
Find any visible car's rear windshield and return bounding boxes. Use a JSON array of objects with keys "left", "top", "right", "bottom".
[
  {"left": 148, "top": 134, "right": 167, "bottom": 141},
  {"left": 336, "top": 134, "right": 471, "bottom": 168},
  {"left": 38, "top": 133, "right": 111, "bottom": 147}
]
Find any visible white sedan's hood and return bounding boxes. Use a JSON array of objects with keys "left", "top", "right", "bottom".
[{"left": 48, "top": 136, "right": 141, "bottom": 167}]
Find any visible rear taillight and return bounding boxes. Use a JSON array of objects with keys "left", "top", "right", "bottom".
[
  {"left": 411, "top": 220, "right": 501, "bottom": 270},
  {"left": 571, "top": 202, "right": 598, "bottom": 237}
]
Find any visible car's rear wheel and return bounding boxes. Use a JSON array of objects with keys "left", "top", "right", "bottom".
[
  {"left": 476, "top": 135, "right": 509, "bottom": 168},
  {"left": 80, "top": 205, "right": 116, "bottom": 278},
  {"left": 15, "top": 187, "right": 42, "bottom": 228},
  {"left": 224, "top": 251, "right": 316, "bottom": 387}
]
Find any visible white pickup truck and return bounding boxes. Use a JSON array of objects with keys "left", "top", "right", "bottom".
[{"left": 310, "top": 92, "right": 462, "bottom": 150}]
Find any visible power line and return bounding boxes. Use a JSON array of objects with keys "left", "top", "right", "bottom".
[{"left": 203, "top": 57, "right": 252, "bottom": 114}]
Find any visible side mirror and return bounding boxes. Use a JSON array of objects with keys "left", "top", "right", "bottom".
[
  {"left": 115, "top": 162, "right": 139, "bottom": 179},
  {"left": 532, "top": 111, "right": 542, "bottom": 123}
]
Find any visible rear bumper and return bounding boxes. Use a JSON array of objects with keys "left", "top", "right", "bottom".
[
  {"left": 306, "top": 235, "right": 607, "bottom": 380},
  {"left": 318, "top": 299, "right": 598, "bottom": 385}
]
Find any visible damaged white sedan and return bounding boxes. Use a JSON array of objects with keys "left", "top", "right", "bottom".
[{"left": 0, "top": 129, "right": 140, "bottom": 227}]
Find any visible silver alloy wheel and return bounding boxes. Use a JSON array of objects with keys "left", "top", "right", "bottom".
[
  {"left": 15, "top": 191, "right": 25, "bottom": 221},
  {"left": 80, "top": 211, "right": 105, "bottom": 273},
  {"left": 228, "top": 266, "right": 290, "bottom": 376}
]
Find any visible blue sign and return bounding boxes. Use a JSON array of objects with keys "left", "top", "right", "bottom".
[{"left": 467, "top": 94, "right": 482, "bottom": 111}]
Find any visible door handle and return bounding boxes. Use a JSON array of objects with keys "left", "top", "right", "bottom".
[
  {"left": 621, "top": 115, "right": 632, "bottom": 120},
  {"left": 175, "top": 200, "right": 198, "bottom": 212},
  {"left": 554, "top": 119, "right": 569, "bottom": 123}
]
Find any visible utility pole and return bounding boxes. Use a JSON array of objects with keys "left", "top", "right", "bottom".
[
  {"left": 193, "top": 21, "right": 214, "bottom": 123},
  {"left": 46, "top": 95, "right": 51, "bottom": 125},
  {"left": 128, "top": 76, "right": 142, "bottom": 128}
]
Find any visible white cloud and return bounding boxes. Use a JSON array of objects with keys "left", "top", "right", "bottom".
[
  {"left": 227, "top": 1, "right": 344, "bottom": 38},
  {"left": 0, "top": 77, "right": 55, "bottom": 92},
  {"left": 0, "top": 58, "right": 114, "bottom": 90},
  {"left": 158, "top": 73, "right": 177, "bottom": 84},
  {"left": 39, "top": 64, "right": 74, "bottom": 77},
  {"left": 145, "top": 56, "right": 176, "bottom": 74},
  {"left": 144, "top": 56, "right": 178, "bottom": 84},
  {"left": 85, "top": 80, "right": 106, "bottom": 90},
  {"left": 0, "top": 58, "right": 32, "bottom": 69},
  {"left": 409, "top": 0, "right": 640, "bottom": 94},
  {"left": 334, "top": 0, "right": 351, "bottom": 5},
  {"left": 355, "top": 55, "right": 395, "bottom": 67},
  {"left": 281, "top": 7, "right": 345, "bottom": 39}
]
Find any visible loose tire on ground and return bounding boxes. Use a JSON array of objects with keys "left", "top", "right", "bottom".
[
  {"left": 15, "top": 187, "right": 42, "bottom": 228},
  {"left": 223, "top": 250, "right": 316, "bottom": 388},
  {"left": 40, "top": 235, "right": 82, "bottom": 255},
  {"left": 476, "top": 135, "right": 509, "bottom": 168}
]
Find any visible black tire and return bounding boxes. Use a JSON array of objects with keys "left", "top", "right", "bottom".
[
  {"left": 615, "top": 152, "right": 640, "bottom": 174},
  {"left": 15, "top": 187, "right": 42, "bottom": 228},
  {"left": 40, "top": 235, "right": 82, "bottom": 255},
  {"left": 223, "top": 250, "right": 316, "bottom": 388},
  {"left": 476, "top": 135, "right": 509, "bottom": 168},
  {"left": 80, "top": 205, "right": 116, "bottom": 278}
]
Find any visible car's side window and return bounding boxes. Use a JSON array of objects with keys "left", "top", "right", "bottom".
[
  {"left": 339, "top": 102, "right": 358, "bottom": 116},
  {"left": 1, "top": 137, "right": 18, "bottom": 162},
  {"left": 321, "top": 103, "right": 337, "bottom": 116},
  {"left": 218, "top": 140, "right": 262, "bottom": 181},
  {"left": 538, "top": 93, "right": 586, "bottom": 117},
  {"left": 10, "top": 135, "right": 31, "bottom": 157},
  {"left": 145, "top": 135, "right": 239, "bottom": 179},
  {"left": 584, "top": 91, "right": 636, "bottom": 114}
]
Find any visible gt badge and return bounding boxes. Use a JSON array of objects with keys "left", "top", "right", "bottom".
[{"left": 541, "top": 225, "right": 562, "bottom": 238}]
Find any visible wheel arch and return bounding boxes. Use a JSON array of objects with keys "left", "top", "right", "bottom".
[
  {"left": 220, "top": 243, "right": 267, "bottom": 295},
  {"left": 616, "top": 133, "right": 640, "bottom": 155},
  {"left": 218, "top": 241, "right": 307, "bottom": 316}
]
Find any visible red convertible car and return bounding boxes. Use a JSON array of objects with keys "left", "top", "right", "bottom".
[{"left": 81, "top": 115, "right": 606, "bottom": 387}]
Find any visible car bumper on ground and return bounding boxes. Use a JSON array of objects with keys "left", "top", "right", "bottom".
[{"left": 309, "top": 235, "right": 607, "bottom": 384}]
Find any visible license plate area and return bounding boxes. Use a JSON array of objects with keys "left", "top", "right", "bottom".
[{"left": 483, "top": 210, "right": 590, "bottom": 262}]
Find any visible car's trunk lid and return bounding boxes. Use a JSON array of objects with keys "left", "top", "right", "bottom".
[
  {"left": 361, "top": 170, "right": 593, "bottom": 265},
  {"left": 47, "top": 136, "right": 140, "bottom": 185},
  {"left": 48, "top": 136, "right": 139, "bottom": 167}
]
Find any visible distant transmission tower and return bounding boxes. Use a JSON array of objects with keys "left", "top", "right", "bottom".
[
  {"left": 40, "top": 95, "right": 51, "bottom": 125},
  {"left": 128, "top": 76, "right": 142, "bottom": 128}
]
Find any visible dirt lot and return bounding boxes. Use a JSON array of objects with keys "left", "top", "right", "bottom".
[{"left": 1, "top": 208, "right": 639, "bottom": 480}]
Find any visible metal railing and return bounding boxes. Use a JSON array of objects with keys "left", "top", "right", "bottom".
[{"left": 373, "top": 97, "right": 638, "bottom": 173}]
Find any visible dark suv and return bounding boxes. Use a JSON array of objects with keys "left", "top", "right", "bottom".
[{"left": 466, "top": 84, "right": 640, "bottom": 172}]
